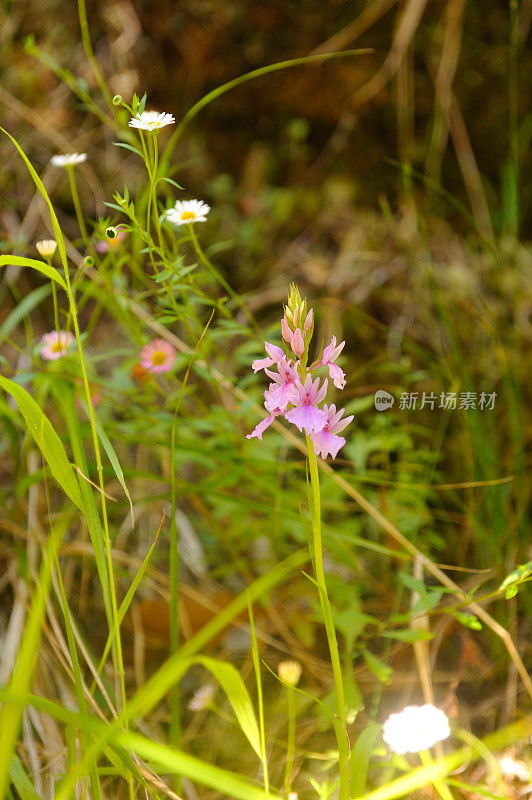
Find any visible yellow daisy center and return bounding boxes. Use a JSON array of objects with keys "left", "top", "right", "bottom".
[
  {"left": 51, "top": 341, "right": 64, "bottom": 353},
  {"left": 151, "top": 351, "right": 167, "bottom": 366},
  {"left": 180, "top": 211, "right": 196, "bottom": 221}
]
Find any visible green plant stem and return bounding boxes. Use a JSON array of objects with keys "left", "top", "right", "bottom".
[
  {"left": 419, "top": 751, "right": 455, "bottom": 800},
  {"left": 66, "top": 167, "right": 90, "bottom": 251},
  {"left": 249, "top": 602, "right": 269, "bottom": 794},
  {"left": 77, "top": 0, "right": 114, "bottom": 110},
  {"left": 305, "top": 436, "right": 350, "bottom": 800},
  {"left": 188, "top": 224, "right": 257, "bottom": 329},
  {"left": 284, "top": 686, "right": 296, "bottom": 795},
  {"left": 47, "top": 255, "right": 60, "bottom": 330},
  {"left": 169, "top": 416, "right": 181, "bottom": 790},
  {"left": 508, "top": 0, "right": 520, "bottom": 236}
]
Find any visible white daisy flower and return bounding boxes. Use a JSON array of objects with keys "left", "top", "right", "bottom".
[
  {"left": 36, "top": 239, "right": 57, "bottom": 258},
  {"left": 165, "top": 199, "right": 211, "bottom": 226},
  {"left": 128, "top": 110, "right": 175, "bottom": 131},
  {"left": 382, "top": 704, "right": 451, "bottom": 755},
  {"left": 50, "top": 153, "right": 87, "bottom": 168}
]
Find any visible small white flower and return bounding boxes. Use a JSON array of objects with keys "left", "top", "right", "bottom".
[
  {"left": 165, "top": 199, "right": 211, "bottom": 226},
  {"left": 50, "top": 153, "right": 87, "bottom": 167},
  {"left": 36, "top": 239, "right": 57, "bottom": 258},
  {"left": 128, "top": 110, "right": 175, "bottom": 131},
  {"left": 382, "top": 704, "right": 451, "bottom": 754},
  {"left": 499, "top": 755, "right": 530, "bottom": 782},
  {"left": 188, "top": 683, "right": 216, "bottom": 711}
]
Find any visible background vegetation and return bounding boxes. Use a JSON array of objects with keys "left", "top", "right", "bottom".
[{"left": 0, "top": 1, "right": 530, "bottom": 799}]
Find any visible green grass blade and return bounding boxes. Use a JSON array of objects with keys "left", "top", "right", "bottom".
[
  {"left": 0, "top": 376, "right": 85, "bottom": 512},
  {"left": 0, "top": 255, "right": 67, "bottom": 290},
  {"left": 8, "top": 756, "right": 42, "bottom": 800},
  {"left": 162, "top": 49, "right": 370, "bottom": 162},
  {"left": 116, "top": 731, "right": 281, "bottom": 800},
  {"left": 95, "top": 519, "right": 162, "bottom": 678},
  {"left": 0, "top": 128, "right": 69, "bottom": 273},
  {"left": 193, "top": 655, "right": 261, "bottom": 759},
  {"left": 350, "top": 723, "right": 382, "bottom": 797},
  {"left": 90, "top": 408, "right": 134, "bottom": 524},
  {"left": 0, "top": 516, "right": 70, "bottom": 800},
  {"left": 0, "top": 284, "right": 52, "bottom": 339}
]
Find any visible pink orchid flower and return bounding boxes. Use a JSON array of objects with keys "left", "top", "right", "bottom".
[
  {"left": 310, "top": 404, "right": 354, "bottom": 460},
  {"left": 252, "top": 342, "right": 285, "bottom": 373},
  {"left": 285, "top": 374, "right": 328, "bottom": 433},
  {"left": 318, "top": 336, "right": 346, "bottom": 390},
  {"left": 246, "top": 407, "right": 283, "bottom": 441},
  {"left": 264, "top": 358, "right": 300, "bottom": 412}
]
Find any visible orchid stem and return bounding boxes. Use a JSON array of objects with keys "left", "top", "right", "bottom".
[{"left": 306, "top": 435, "right": 350, "bottom": 800}]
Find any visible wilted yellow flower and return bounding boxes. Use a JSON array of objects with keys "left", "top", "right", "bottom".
[
  {"left": 36, "top": 239, "right": 57, "bottom": 258},
  {"left": 278, "top": 660, "right": 302, "bottom": 687}
]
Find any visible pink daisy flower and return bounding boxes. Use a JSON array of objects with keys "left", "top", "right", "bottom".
[
  {"left": 285, "top": 374, "right": 328, "bottom": 433},
  {"left": 310, "top": 404, "right": 354, "bottom": 460},
  {"left": 139, "top": 339, "right": 176, "bottom": 374},
  {"left": 40, "top": 330, "right": 75, "bottom": 360}
]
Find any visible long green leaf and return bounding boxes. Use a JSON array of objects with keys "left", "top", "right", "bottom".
[
  {"left": 0, "top": 516, "right": 70, "bottom": 800},
  {"left": 0, "top": 128, "right": 69, "bottom": 273},
  {"left": 91, "top": 410, "right": 134, "bottom": 523},
  {"left": 0, "top": 284, "right": 52, "bottom": 339},
  {"left": 117, "top": 732, "right": 280, "bottom": 800},
  {"left": 162, "top": 49, "right": 370, "bottom": 164},
  {"left": 8, "top": 756, "right": 42, "bottom": 800},
  {"left": 0, "top": 376, "right": 85, "bottom": 512},
  {"left": 0, "top": 255, "right": 67, "bottom": 290},
  {"left": 350, "top": 723, "right": 382, "bottom": 797},
  {"left": 194, "top": 655, "right": 261, "bottom": 757}
]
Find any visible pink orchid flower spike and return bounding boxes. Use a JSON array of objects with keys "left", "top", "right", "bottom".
[
  {"left": 285, "top": 374, "right": 328, "bottom": 433},
  {"left": 319, "top": 336, "right": 346, "bottom": 390},
  {"left": 252, "top": 342, "right": 285, "bottom": 373},
  {"left": 310, "top": 404, "right": 354, "bottom": 460}
]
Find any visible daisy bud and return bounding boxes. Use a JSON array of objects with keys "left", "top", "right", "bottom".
[
  {"left": 36, "top": 239, "right": 57, "bottom": 258},
  {"left": 278, "top": 660, "right": 302, "bottom": 686},
  {"left": 84, "top": 256, "right": 94, "bottom": 267},
  {"left": 112, "top": 94, "right": 123, "bottom": 106},
  {"left": 291, "top": 328, "right": 305, "bottom": 356},
  {"left": 281, "top": 318, "right": 293, "bottom": 344},
  {"left": 105, "top": 226, "right": 118, "bottom": 240},
  {"left": 304, "top": 308, "right": 313, "bottom": 332}
]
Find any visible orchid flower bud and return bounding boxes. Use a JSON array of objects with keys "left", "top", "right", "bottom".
[
  {"left": 281, "top": 318, "right": 293, "bottom": 344},
  {"left": 304, "top": 308, "right": 313, "bottom": 332},
  {"left": 291, "top": 328, "right": 305, "bottom": 356}
]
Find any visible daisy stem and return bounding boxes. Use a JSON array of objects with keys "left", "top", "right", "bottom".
[
  {"left": 420, "top": 751, "right": 455, "bottom": 800},
  {"left": 66, "top": 166, "right": 90, "bottom": 251},
  {"left": 188, "top": 224, "right": 257, "bottom": 329},
  {"left": 284, "top": 684, "right": 296, "bottom": 795},
  {"left": 57, "top": 253, "right": 131, "bottom": 784},
  {"left": 306, "top": 435, "right": 350, "bottom": 800},
  {"left": 46, "top": 255, "right": 60, "bottom": 330}
]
